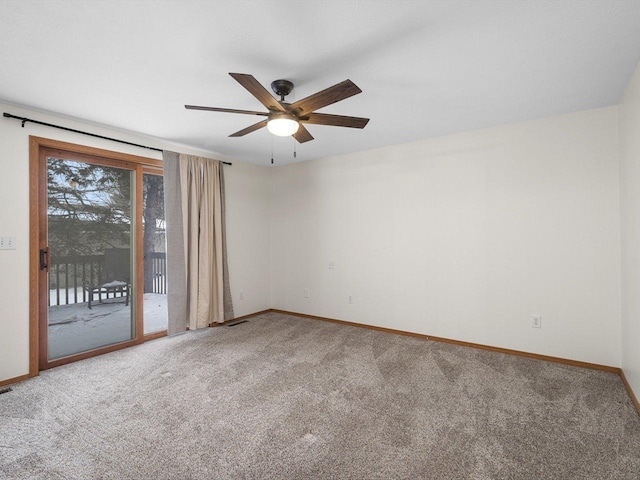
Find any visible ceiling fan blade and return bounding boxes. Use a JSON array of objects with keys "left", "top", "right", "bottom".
[
  {"left": 293, "top": 124, "right": 314, "bottom": 143},
  {"left": 229, "top": 73, "right": 286, "bottom": 113},
  {"left": 185, "top": 105, "right": 268, "bottom": 116},
  {"left": 229, "top": 119, "right": 268, "bottom": 137},
  {"left": 290, "top": 79, "right": 362, "bottom": 115},
  {"left": 300, "top": 112, "right": 369, "bottom": 129}
]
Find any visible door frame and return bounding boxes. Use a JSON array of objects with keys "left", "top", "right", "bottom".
[{"left": 29, "top": 136, "right": 163, "bottom": 374}]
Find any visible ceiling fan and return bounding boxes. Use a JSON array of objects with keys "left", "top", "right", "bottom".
[{"left": 185, "top": 73, "right": 369, "bottom": 143}]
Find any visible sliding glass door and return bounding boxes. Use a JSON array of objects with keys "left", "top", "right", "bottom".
[
  {"left": 45, "top": 156, "right": 136, "bottom": 362},
  {"left": 32, "top": 139, "right": 166, "bottom": 371}
]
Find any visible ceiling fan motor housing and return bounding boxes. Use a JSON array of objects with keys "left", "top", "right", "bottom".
[{"left": 271, "top": 79, "right": 294, "bottom": 101}]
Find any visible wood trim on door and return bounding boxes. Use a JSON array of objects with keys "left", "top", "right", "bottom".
[
  {"left": 135, "top": 167, "right": 144, "bottom": 344},
  {"left": 30, "top": 136, "right": 163, "bottom": 168},
  {"left": 28, "top": 137, "right": 42, "bottom": 378}
]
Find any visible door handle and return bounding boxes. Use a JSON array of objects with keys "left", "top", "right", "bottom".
[{"left": 40, "top": 248, "right": 49, "bottom": 271}]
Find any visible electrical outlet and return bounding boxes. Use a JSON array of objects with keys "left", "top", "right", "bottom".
[
  {"left": 328, "top": 260, "right": 336, "bottom": 269},
  {"left": 239, "top": 290, "right": 244, "bottom": 300},
  {"left": 348, "top": 294, "right": 353, "bottom": 304},
  {"left": 532, "top": 315, "right": 542, "bottom": 328},
  {"left": 304, "top": 288, "right": 310, "bottom": 298},
  {"left": 0, "top": 236, "right": 16, "bottom": 250}
]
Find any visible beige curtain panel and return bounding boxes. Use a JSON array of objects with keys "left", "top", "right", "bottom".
[{"left": 163, "top": 151, "right": 234, "bottom": 335}]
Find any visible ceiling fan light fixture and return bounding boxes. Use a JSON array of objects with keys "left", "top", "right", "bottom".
[{"left": 267, "top": 112, "right": 299, "bottom": 136}]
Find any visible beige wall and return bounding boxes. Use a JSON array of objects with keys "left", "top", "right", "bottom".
[
  {"left": 0, "top": 103, "right": 271, "bottom": 382},
  {"left": 619, "top": 62, "right": 640, "bottom": 398},
  {"left": 224, "top": 160, "right": 272, "bottom": 317},
  {"left": 271, "top": 107, "right": 622, "bottom": 366}
]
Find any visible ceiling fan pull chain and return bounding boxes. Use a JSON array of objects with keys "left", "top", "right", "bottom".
[
  {"left": 271, "top": 135, "right": 274, "bottom": 165},
  {"left": 293, "top": 138, "right": 297, "bottom": 158}
]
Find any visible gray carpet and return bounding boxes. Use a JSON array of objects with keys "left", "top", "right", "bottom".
[{"left": 1, "top": 312, "right": 639, "bottom": 479}]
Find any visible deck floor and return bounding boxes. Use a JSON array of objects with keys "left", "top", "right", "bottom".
[{"left": 48, "top": 293, "right": 168, "bottom": 359}]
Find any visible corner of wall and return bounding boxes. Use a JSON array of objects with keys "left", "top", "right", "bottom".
[{"left": 618, "top": 59, "right": 640, "bottom": 409}]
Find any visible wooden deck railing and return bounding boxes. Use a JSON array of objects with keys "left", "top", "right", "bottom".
[
  {"left": 49, "top": 252, "right": 167, "bottom": 306},
  {"left": 147, "top": 252, "right": 167, "bottom": 295}
]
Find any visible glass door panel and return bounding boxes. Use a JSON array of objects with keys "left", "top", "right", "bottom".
[
  {"left": 47, "top": 157, "right": 135, "bottom": 360},
  {"left": 142, "top": 172, "right": 167, "bottom": 335}
]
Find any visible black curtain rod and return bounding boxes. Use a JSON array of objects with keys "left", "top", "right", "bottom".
[{"left": 3, "top": 112, "right": 232, "bottom": 166}]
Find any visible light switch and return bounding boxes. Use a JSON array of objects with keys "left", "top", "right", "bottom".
[{"left": 0, "top": 236, "right": 16, "bottom": 250}]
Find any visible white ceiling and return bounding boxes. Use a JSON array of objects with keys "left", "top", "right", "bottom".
[{"left": 1, "top": 1, "right": 640, "bottom": 166}]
